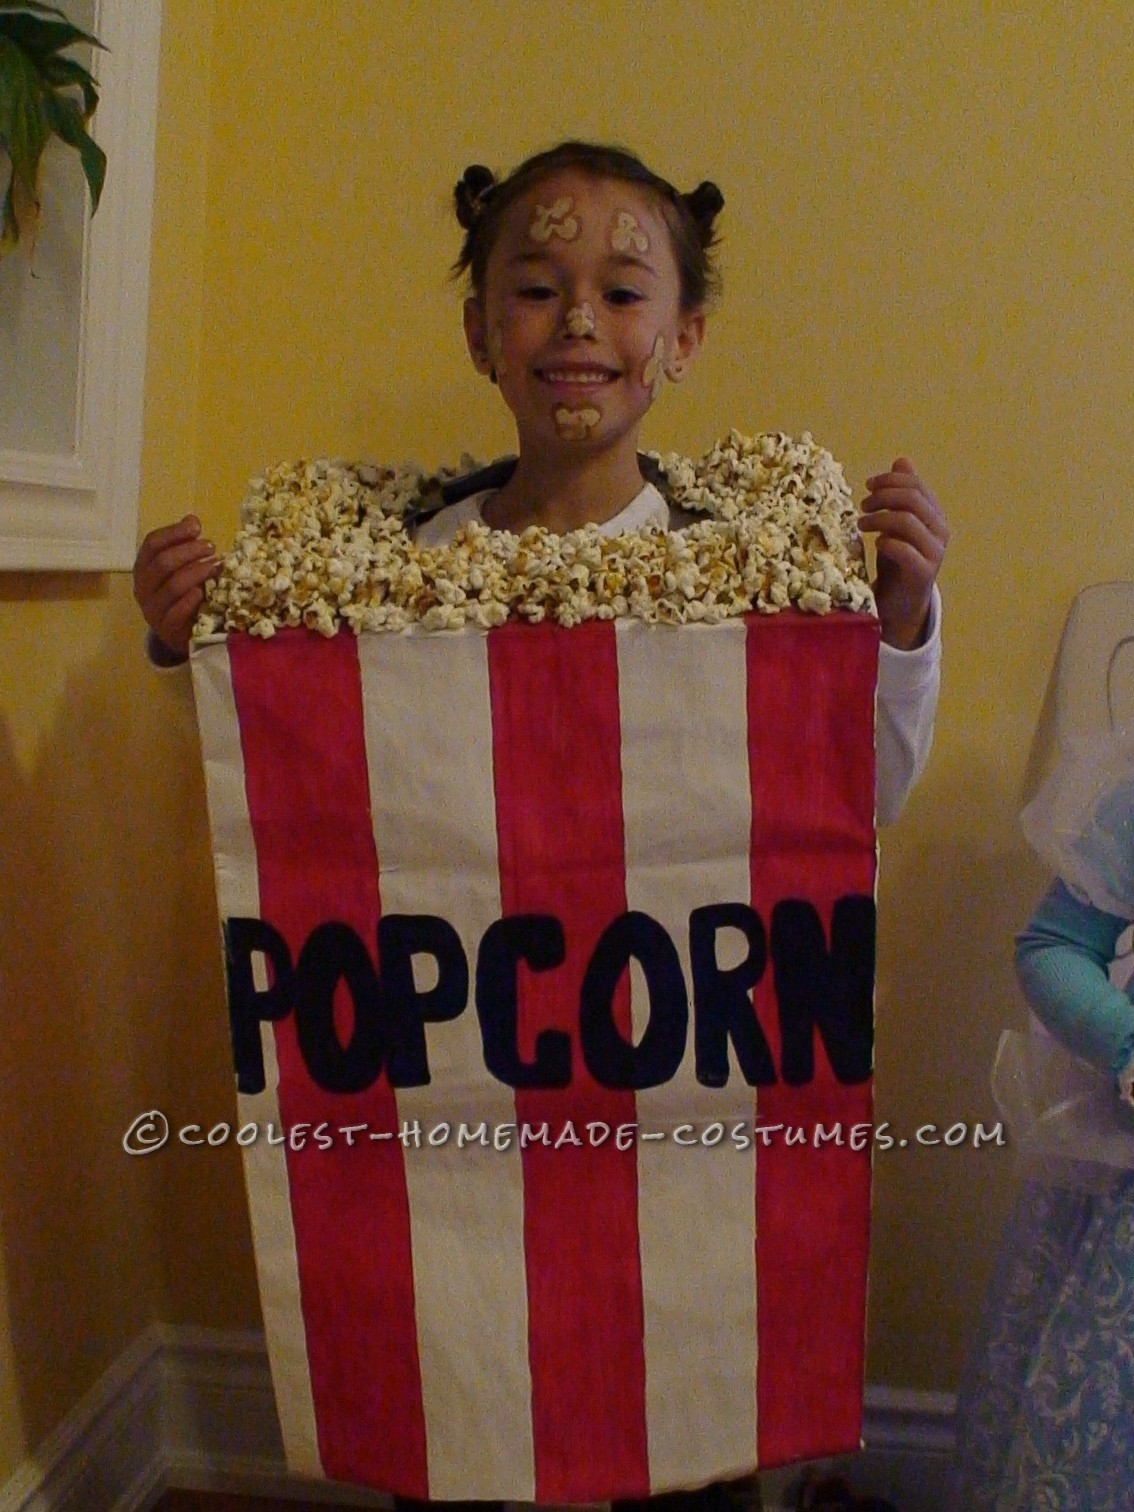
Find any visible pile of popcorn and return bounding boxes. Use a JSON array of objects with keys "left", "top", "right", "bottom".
[{"left": 193, "top": 430, "right": 875, "bottom": 641}]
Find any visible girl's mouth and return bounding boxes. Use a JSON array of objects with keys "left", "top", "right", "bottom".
[{"left": 537, "top": 367, "right": 618, "bottom": 390}]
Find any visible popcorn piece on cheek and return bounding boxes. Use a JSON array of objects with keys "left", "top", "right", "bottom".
[
  {"left": 663, "top": 351, "right": 686, "bottom": 384},
  {"left": 611, "top": 211, "right": 649, "bottom": 255},
  {"left": 530, "top": 197, "right": 579, "bottom": 242},
  {"left": 554, "top": 405, "right": 602, "bottom": 440},
  {"left": 565, "top": 302, "right": 596, "bottom": 337},
  {"left": 642, "top": 334, "right": 667, "bottom": 400},
  {"left": 488, "top": 322, "right": 507, "bottom": 379}
]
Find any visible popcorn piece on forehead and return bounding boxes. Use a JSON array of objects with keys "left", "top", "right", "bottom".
[
  {"left": 642, "top": 334, "right": 667, "bottom": 400},
  {"left": 565, "top": 302, "right": 596, "bottom": 337},
  {"left": 554, "top": 405, "right": 601, "bottom": 439},
  {"left": 530, "top": 197, "right": 579, "bottom": 242},
  {"left": 611, "top": 211, "right": 649, "bottom": 255}
]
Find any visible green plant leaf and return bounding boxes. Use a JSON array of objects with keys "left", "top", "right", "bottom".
[
  {"left": 0, "top": 159, "right": 19, "bottom": 258},
  {"left": 0, "top": 33, "right": 50, "bottom": 195},
  {"left": 9, "top": 146, "right": 36, "bottom": 246},
  {"left": 0, "top": 10, "right": 103, "bottom": 59},
  {"left": 0, "top": 8, "right": 107, "bottom": 254},
  {"left": 40, "top": 51, "right": 97, "bottom": 118},
  {"left": 43, "top": 87, "right": 103, "bottom": 208}
]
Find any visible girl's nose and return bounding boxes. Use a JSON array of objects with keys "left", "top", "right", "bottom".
[{"left": 563, "top": 302, "right": 596, "bottom": 338}]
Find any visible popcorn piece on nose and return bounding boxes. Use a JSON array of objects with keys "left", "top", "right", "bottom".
[
  {"left": 554, "top": 405, "right": 602, "bottom": 439},
  {"left": 642, "top": 334, "right": 667, "bottom": 399},
  {"left": 565, "top": 302, "right": 596, "bottom": 337},
  {"left": 611, "top": 211, "right": 650, "bottom": 255},
  {"left": 530, "top": 197, "right": 580, "bottom": 242}
]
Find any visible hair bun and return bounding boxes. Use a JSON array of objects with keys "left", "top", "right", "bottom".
[
  {"left": 683, "top": 180, "right": 724, "bottom": 243},
  {"left": 454, "top": 164, "right": 497, "bottom": 230}
]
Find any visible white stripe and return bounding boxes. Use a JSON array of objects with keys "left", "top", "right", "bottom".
[
  {"left": 615, "top": 619, "right": 758, "bottom": 1488},
  {"left": 189, "top": 646, "right": 322, "bottom": 1478},
  {"left": 357, "top": 628, "right": 535, "bottom": 1501}
]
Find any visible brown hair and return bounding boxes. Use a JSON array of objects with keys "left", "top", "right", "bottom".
[{"left": 453, "top": 141, "right": 724, "bottom": 312}]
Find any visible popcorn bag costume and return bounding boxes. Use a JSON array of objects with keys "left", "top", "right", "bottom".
[{"left": 190, "top": 432, "right": 882, "bottom": 1502}]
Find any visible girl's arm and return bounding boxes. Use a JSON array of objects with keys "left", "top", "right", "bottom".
[
  {"left": 1016, "top": 878, "right": 1134, "bottom": 1095},
  {"left": 860, "top": 455, "right": 947, "bottom": 825},
  {"left": 874, "top": 586, "right": 941, "bottom": 825}
]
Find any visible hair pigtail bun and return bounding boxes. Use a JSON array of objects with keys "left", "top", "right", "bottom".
[
  {"left": 454, "top": 164, "right": 498, "bottom": 230},
  {"left": 683, "top": 180, "right": 725, "bottom": 244}
]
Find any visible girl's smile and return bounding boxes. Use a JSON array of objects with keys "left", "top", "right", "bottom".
[{"left": 538, "top": 364, "right": 621, "bottom": 394}]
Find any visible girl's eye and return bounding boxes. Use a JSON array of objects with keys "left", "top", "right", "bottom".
[
  {"left": 518, "top": 284, "right": 557, "bottom": 301},
  {"left": 606, "top": 287, "right": 645, "bottom": 307}
]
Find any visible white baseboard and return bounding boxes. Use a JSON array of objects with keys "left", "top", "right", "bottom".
[
  {"left": 0, "top": 1328, "right": 956, "bottom": 1512},
  {"left": 0, "top": 1329, "right": 164, "bottom": 1512}
]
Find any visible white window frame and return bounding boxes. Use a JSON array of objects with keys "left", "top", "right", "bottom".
[{"left": 0, "top": 0, "right": 162, "bottom": 570}]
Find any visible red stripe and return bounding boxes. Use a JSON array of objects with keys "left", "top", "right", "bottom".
[
  {"left": 229, "top": 629, "right": 428, "bottom": 1495},
  {"left": 488, "top": 621, "right": 649, "bottom": 1502},
  {"left": 746, "top": 612, "right": 879, "bottom": 1466}
]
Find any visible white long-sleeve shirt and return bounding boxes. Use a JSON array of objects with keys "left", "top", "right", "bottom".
[{"left": 416, "top": 483, "right": 941, "bottom": 826}]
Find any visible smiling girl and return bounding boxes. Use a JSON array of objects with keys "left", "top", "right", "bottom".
[{"left": 133, "top": 139, "right": 949, "bottom": 1510}]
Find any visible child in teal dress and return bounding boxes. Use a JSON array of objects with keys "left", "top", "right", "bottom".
[{"left": 950, "top": 742, "right": 1134, "bottom": 1510}]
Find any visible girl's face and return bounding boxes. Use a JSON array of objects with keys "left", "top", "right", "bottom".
[{"left": 464, "top": 170, "right": 704, "bottom": 460}]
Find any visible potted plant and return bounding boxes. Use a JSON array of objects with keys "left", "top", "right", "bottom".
[{"left": 0, "top": 0, "right": 105, "bottom": 259}]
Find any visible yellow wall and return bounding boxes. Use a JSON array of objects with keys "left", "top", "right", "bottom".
[{"left": 4, "top": 0, "right": 1134, "bottom": 1474}]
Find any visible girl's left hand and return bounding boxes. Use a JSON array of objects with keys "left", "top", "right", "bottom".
[{"left": 858, "top": 457, "right": 949, "bottom": 649}]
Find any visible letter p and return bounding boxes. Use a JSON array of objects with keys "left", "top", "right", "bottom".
[{"left": 224, "top": 917, "right": 295, "bottom": 1095}]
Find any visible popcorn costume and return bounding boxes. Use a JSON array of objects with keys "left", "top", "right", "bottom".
[
  {"left": 950, "top": 734, "right": 1134, "bottom": 1512},
  {"left": 180, "top": 432, "right": 944, "bottom": 1499}
]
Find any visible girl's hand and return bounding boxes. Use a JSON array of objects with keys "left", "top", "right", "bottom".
[
  {"left": 132, "top": 515, "right": 220, "bottom": 661},
  {"left": 859, "top": 457, "right": 948, "bottom": 649}
]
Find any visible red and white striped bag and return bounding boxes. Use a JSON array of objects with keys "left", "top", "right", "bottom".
[{"left": 191, "top": 608, "right": 878, "bottom": 1502}]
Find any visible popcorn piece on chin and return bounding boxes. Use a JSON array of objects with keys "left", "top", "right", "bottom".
[
  {"left": 554, "top": 405, "right": 601, "bottom": 440},
  {"left": 530, "top": 197, "right": 579, "bottom": 242}
]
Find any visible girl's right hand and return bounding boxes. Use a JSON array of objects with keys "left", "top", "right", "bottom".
[{"left": 132, "top": 515, "right": 220, "bottom": 661}]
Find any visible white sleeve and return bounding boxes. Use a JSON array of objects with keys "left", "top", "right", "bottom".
[{"left": 875, "top": 585, "right": 942, "bottom": 827}]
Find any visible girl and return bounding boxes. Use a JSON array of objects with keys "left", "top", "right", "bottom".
[
  {"left": 950, "top": 736, "right": 1134, "bottom": 1510},
  {"left": 133, "top": 143, "right": 950, "bottom": 1507},
  {"left": 134, "top": 140, "right": 949, "bottom": 827}
]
